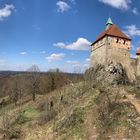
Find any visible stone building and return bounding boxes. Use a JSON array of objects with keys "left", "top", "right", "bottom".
[
  {"left": 90, "top": 18, "right": 140, "bottom": 82},
  {"left": 136, "top": 49, "right": 140, "bottom": 77}
]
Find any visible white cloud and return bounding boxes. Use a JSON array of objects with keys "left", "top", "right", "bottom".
[
  {"left": 53, "top": 38, "right": 91, "bottom": 51},
  {"left": 99, "top": 0, "right": 131, "bottom": 10},
  {"left": 85, "top": 58, "right": 90, "bottom": 62},
  {"left": 132, "top": 8, "right": 138, "bottom": 15},
  {"left": 66, "top": 60, "right": 90, "bottom": 73},
  {"left": 0, "top": 4, "right": 15, "bottom": 20},
  {"left": 56, "top": 1, "right": 70, "bottom": 13},
  {"left": 66, "top": 60, "right": 80, "bottom": 66},
  {"left": 45, "top": 53, "right": 65, "bottom": 62},
  {"left": 124, "top": 25, "right": 140, "bottom": 37},
  {"left": 40, "top": 51, "right": 46, "bottom": 54},
  {"left": 20, "top": 52, "right": 27, "bottom": 55},
  {"left": 83, "top": 63, "right": 90, "bottom": 68},
  {"left": 83, "top": 58, "right": 90, "bottom": 69},
  {"left": 66, "top": 61, "right": 83, "bottom": 72},
  {"left": 130, "top": 54, "right": 137, "bottom": 59},
  {"left": 72, "top": 63, "right": 81, "bottom": 67},
  {"left": 54, "top": 42, "right": 66, "bottom": 48}
]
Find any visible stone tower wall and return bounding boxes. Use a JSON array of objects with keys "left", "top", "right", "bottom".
[
  {"left": 106, "top": 47, "right": 136, "bottom": 82},
  {"left": 90, "top": 46, "right": 107, "bottom": 66},
  {"left": 137, "top": 57, "right": 140, "bottom": 77},
  {"left": 90, "top": 36, "right": 107, "bottom": 66},
  {"left": 90, "top": 35, "right": 137, "bottom": 82}
]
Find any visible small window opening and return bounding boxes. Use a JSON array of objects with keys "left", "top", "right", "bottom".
[
  {"left": 116, "top": 38, "right": 119, "bottom": 43},
  {"left": 123, "top": 40, "right": 126, "bottom": 44}
]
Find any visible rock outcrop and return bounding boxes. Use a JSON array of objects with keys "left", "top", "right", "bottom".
[{"left": 85, "top": 62, "right": 129, "bottom": 86}]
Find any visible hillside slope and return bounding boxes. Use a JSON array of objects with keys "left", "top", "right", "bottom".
[
  {"left": 1, "top": 62, "right": 140, "bottom": 140},
  {"left": 0, "top": 81, "right": 140, "bottom": 140}
]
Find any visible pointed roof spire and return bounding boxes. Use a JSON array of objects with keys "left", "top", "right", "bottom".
[
  {"left": 106, "top": 17, "right": 113, "bottom": 30},
  {"left": 106, "top": 17, "right": 113, "bottom": 25}
]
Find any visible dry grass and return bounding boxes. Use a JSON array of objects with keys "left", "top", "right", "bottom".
[{"left": 0, "top": 81, "right": 140, "bottom": 140}]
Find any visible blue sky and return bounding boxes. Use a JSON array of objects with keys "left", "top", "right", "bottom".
[{"left": 0, "top": 0, "right": 140, "bottom": 72}]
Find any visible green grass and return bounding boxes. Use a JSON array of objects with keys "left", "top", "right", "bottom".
[
  {"left": 23, "top": 107, "right": 39, "bottom": 118},
  {"left": 17, "top": 107, "right": 40, "bottom": 124}
]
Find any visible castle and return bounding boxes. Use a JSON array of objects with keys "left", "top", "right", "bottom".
[{"left": 90, "top": 18, "right": 140, "bottom": 82}]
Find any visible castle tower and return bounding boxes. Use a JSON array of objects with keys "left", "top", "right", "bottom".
[
  {"left": 90, "top": 18, "right": 136, "bottom": 81},
  {"left": 91, "top": 18, "right": 131, "bottom": 66},
  {"left": 136, "top": 49, "right": 140, "bottom": 77}
]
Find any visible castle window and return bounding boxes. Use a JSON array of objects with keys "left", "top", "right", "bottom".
[
  {"left": 123, "top": 40, "right": 126, "bottom": 44},
  {"left": 116, "top": 38, "right": 119, "bottom": 43}
]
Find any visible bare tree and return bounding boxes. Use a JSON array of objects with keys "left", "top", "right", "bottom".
[
  {"left": 7, "top": 76, "right": 26, "bottom": 105},
  {"left": 27, "top": 65, "right": 41, "bottom": 101}
]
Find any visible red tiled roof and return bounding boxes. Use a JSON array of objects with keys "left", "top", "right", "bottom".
[
  {"left": 137, "top": 49, "right": 140, "bottom": 55},
  {"left": 91, "top": 24, "right": 131, "bottom": 45}
]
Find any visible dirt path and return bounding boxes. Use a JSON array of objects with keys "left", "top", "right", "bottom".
[
  {"left": 84, "top": 110, "right": 98, "bottom": 140},
  {"left": 126, "top": 94, "right": 140, "bottom": 114}
]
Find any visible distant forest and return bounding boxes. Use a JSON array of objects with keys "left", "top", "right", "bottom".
[{"left": 0, "top": 70, "right": 83, "bottom": 106}]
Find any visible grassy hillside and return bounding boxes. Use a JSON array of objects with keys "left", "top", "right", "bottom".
[
  {"left": 1, "top": 63, "right": 140, "bottom": 140},
  {"left": 0, "top": 80, "right": 140, "bottom": 140}
]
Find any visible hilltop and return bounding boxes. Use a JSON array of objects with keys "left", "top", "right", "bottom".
[{"left": 0, "top": 63, "right": 140, "bottom": 140}]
